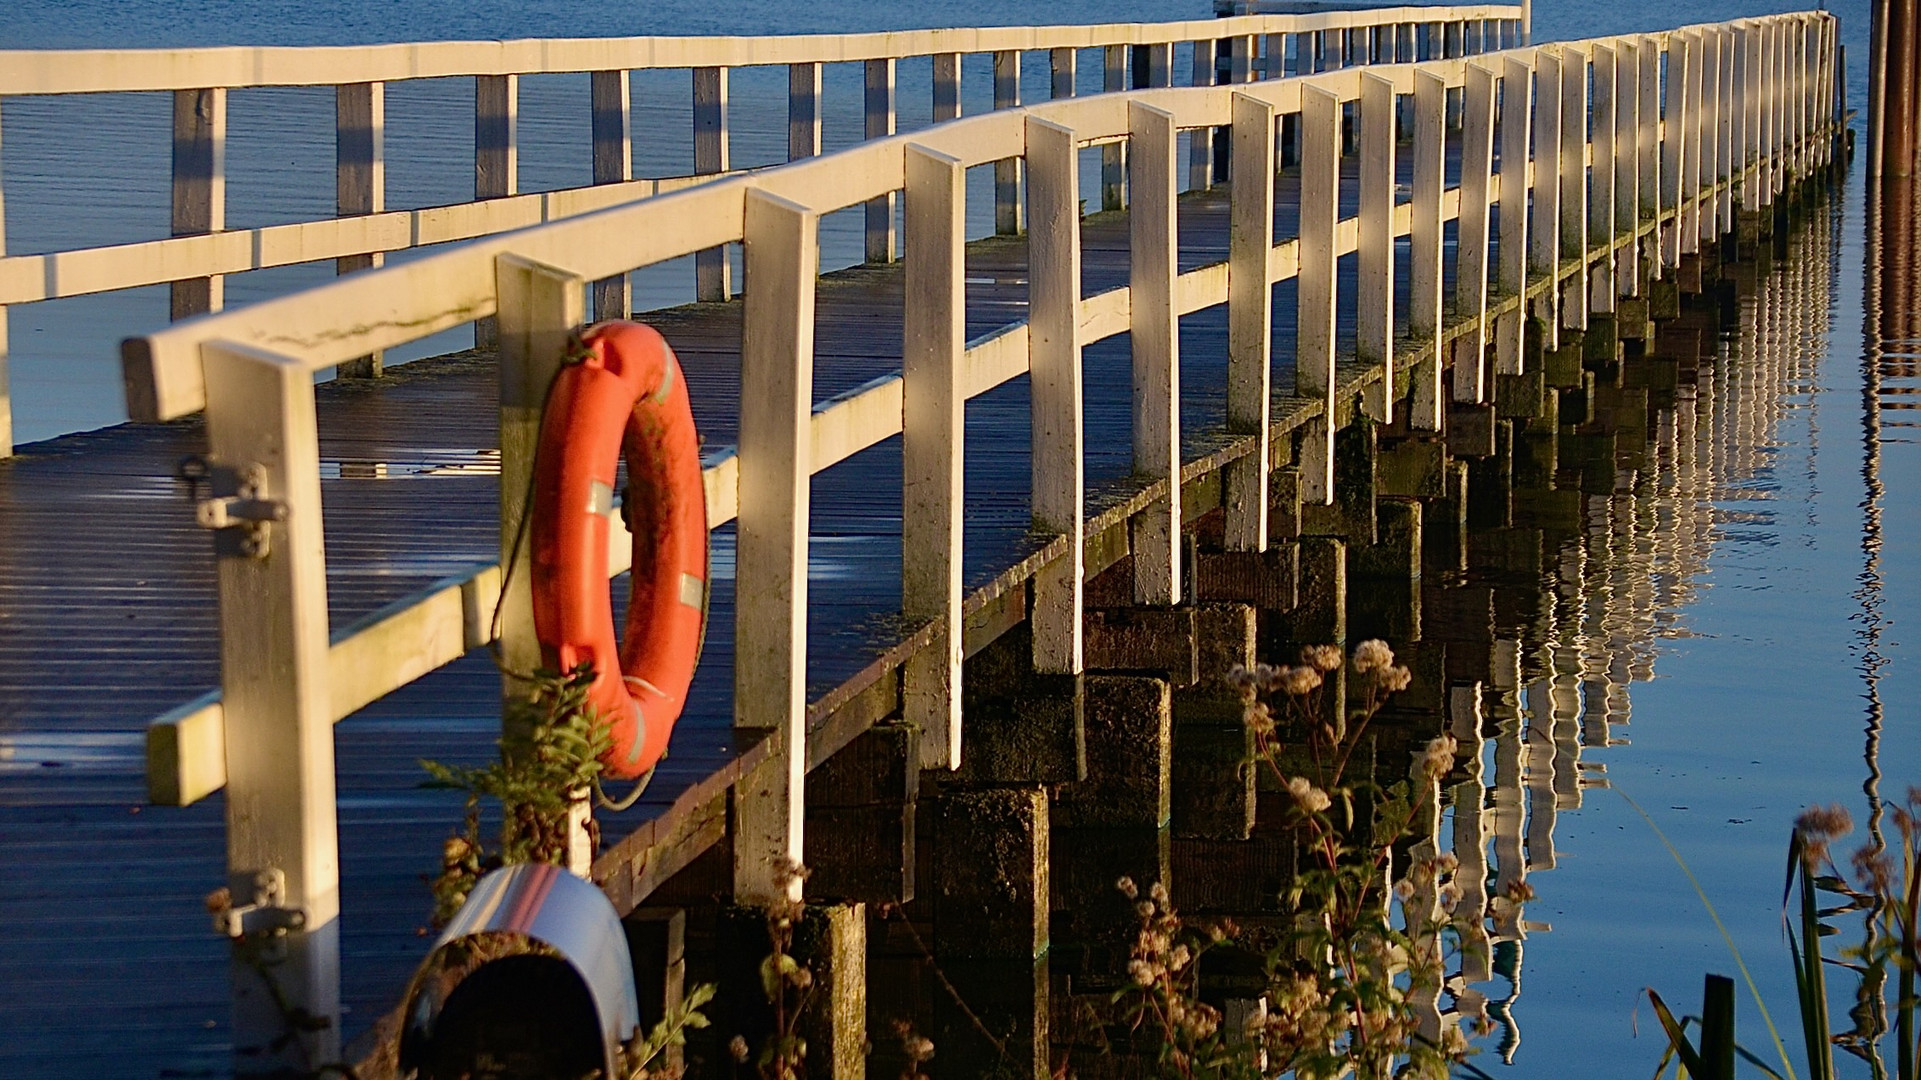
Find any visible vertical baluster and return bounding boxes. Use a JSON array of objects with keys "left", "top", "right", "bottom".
[
  {"left": 1130, "top": 102, "right": 1181, "bottom": 606},
  {"left": 1764, "top": 23, "right": 1779, "bottom": 204},
  {"left": 1591, "top": 46, "right": 1617, "bottom": 315},
  {"left": 1640, "top": 32, "right": 1663, "bottom": 276},
  {"left": 1226, "top": 92, "right": 1275, "bottom": 552},
  {"left": 1717, "top": 29, "right": 1735, "bottom": 234},
  {"left": 735, "top": 188, "right": 817, "bottom": 905},
  {"left": 1560, "top": 45, "right": 1588, "bottom": 331},
  {"left": 0, "top": 99, "right": 9, "bottom": 459},
  {"left": 1103, "top": 45, "right": 1127, "bottom": 210},
  {"left": 1736, "top": 25, "right": 1754, "bottom": 211},
  {"left": 1446, "top": 22, "right": 1467, "bottom": 129},
  {"left": 1683, "top": 32, "right": 1705, "bottom": 255},
  {"left": 1229, "top": 34, "right": 1254, "bottom": 83},
  {"left": 1496, "top": 55, "right": 1534, "bottom": 380},
  {"left": 1298, "top": 85, "right": 1340, "bottom": 504},
  {"left": 1661, "top": 34, "right": 1686, "bottom": 266},
  {"left": 1410, "top": 70, "right": 1446, "bottom": 427},
  {"left": 1358, "top": 72, "right": 1396, "bottom": 423},
  {"left": 1026, "top": 116, "right": 1084, "bottom": 675},
  {"left": 1616, "top": 41, "right": 1641, "bottom": 299},
  {"left": 1702, "top": 31, "right": 1723, "bottom": 243},
  {"left": 1264, "top": 33, "right": 1286, "bottom": 79},
  {"left": 172, "top": 87, "right": 227, "bottom": 321},
  {"left": 903, "top": 145, "right": 966, "bottom": 771},
  {"left": 1456, "top": 63, "right": 1497, "bottom": 405},
  {"left": 994, "top": 50, "right": 1022, "bottom": 235},
  {"left": 474, "top": 77, "right": 515, "bottom": 345},
  {"left": 590, "top": 71, "right": 631, "bottom": 321},
  {"left": 202, "top": 341, "right": 340, "bottom": 1076},
  {"left": 1530, "top": 49, "right": 1563, "bottom": 349},
  {"left": 932, "top": 53, "right": 961, "bottom": 123},
  {"left": 1051, "top": 46, "right": 1077, "bottom": 100},
  {"left": 336, "top": 81, "right": 385, "bottom": 377},
  {"left": 791, "top": 63, "right": 823, "bottom": 161},
  {"left": 866, "top": 59, "right": 898, "bottom": 263},
  {"left": 1190, "top": 39, "right": 1219, "bottom": 190},
  {"left": 694, "top": 67, "right": 731, "bottom": 300}
]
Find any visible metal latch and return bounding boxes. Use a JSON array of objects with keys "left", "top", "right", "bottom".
[
  {"left": 210, "top": 868, "right": 309, "bottom": 939},
  {"left": 180, "top": 456, "right": 286, "bottom": 559}
]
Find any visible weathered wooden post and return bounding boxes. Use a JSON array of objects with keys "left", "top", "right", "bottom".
[
  {"left": 994, "top": 51, "right": 1022, "bottom": 235},
  {"left": 172, "top": 87, "right": 226, "bottom": 321},
  {"left": 1591, "top": 46, "right": 1618, "bottom": 319},
  {"left": 1529, "top": 48, "right": 1563, "bottom": 350},
  {"left": 1027, "top": 115, "right": 1084, "bottom": 676},
  {"left": 336, "top": 82, "right": 385, "bottom": 377},
  {"left": 903, "top": 144, "right": 966, "bottom": 771},
  {"left": 931, "top": 52, "right": 960, "bottom": 124},
  {"left": 1130, "top": 101, "right": 1181, "bottom": 606},
  {"left": 1496, "top": 55, "right": 1533, "bottom": 381},
  {"left": 201, "top": 341, "right": 340, "bottom": 1074},
  {"left": 1560, "top": 44, "right": 1589, "bottom": 332},
  {"left": 590, "top": 70, "right": 631, "bottom": 320},
  {"left": 1189, "top": 39, "right": 1218, "bottom": 190},
  {"left": 1410, "top": 70, "right": 1446, "bottom": 428},
  {"left": 1225, "top": 92, "right": 1275, "bottom": 552},
  {"left": 0, "top": 100, "right": 11, "bottom": 459},
  {"left": 1297, "top": 85, "right": 1339, "bottom": 505},
  {"left": 734, "top": 188, "right": 817, "bottom": 905},
  {"left": 474, "top": 76, "right": 516, "bottom": 347},
  {"left": 1102, "top": 45, "right": 1127, "bottom": 209},
  {"left": 1456, "top": 62, "right": 1497, "bottom": 409},
  {"left": 693, "top": 67, "right": 730, "bottom": 300},
  {"left": 1357, "top": 72, "right": 1396, "bottom": 424},
  {"left": 865, "top": 58, "right": 897, "bottom": 263}
]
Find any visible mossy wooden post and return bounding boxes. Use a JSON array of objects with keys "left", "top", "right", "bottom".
[
  {"left": 1172, "top": 605, "right": 1258, "bottom": 841},
  {"left": 714, "top": 903, "right": 865, "bottom": 1080},
  {"left": 804, "top": 723, "right": 917, "bottom": 903},
  {"left": 1297, "top": 86, "right": 1340, "bottom": 505},
  {"left": 336, "top": 81, "right": 385, "bottom": 377},
  {"left": 1129, "top": 101, "right": 1181, "bottom": 605},
  {"left": 624, "top": 909, "right": 687, "bottom": 1074},
  {"left": 1027, "top": 116, "right": 1084, "bottom": 678},
  {"left": 202, "top": 341, "right": 340, "bottom": 1075},
  {"left": 1225, "top": 92, "right": 1275, "bottom": 551},
  {"left": 734, "top": 190, "right": 817, "bottom": 907},
  {"left": 903, "top": 145, "right": 966, "bottom": 771}
]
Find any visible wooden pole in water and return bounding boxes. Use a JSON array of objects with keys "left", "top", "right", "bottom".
[{"left": 1871, "top": 0, "right": 1919, "bottom": 178}]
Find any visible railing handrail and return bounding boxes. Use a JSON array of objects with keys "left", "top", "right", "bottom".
[{"left": 0, "top": 8, "right": 1518, "bottom": 95}]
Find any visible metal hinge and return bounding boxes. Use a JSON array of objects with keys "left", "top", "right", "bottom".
[
  {"left": 212, "top": 868, "right": 309, "bottom": 939},
  {"left": 180, "top": 456, "right": 287, "bottom": 559}
]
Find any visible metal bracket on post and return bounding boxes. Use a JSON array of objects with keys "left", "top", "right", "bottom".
[
  {"left": 212, "top": 868, "right": 309, "bottom": 941},
  {"left": 184, "top": 456, "right": 288, "bottom": 559}
]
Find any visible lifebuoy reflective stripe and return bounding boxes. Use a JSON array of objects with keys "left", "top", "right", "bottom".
[{"left": 530, "top": 321, "right": 707, "bottom": 779}]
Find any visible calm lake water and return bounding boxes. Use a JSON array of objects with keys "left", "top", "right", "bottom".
[{"left": 1, "top": 0, "right": 1913, "bottom": 1077}]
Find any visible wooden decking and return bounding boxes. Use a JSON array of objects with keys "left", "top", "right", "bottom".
[{"left": 0, "top": 176, "right": 1407, "bottom": 1077}]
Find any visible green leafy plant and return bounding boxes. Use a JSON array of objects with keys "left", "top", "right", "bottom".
[
  {"left": 421, "top": 664, "right": 611, "bottom": 924},
  {"left": 615, "top": 981, "right": 717, "bottom": 1080},
  {"left": 1645, "top": 788, "right": 1920, "bottom": 1080},
  {"left": 727, "top": 861, "right": 817, "bottom": 1080},
  {"left": 1108, "top": 641, "right": 1485, "bottom": 1080}
]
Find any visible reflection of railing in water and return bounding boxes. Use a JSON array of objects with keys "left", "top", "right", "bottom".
[{"left": 1427, "top": 197, "right": 1843, "bottom": 1062}]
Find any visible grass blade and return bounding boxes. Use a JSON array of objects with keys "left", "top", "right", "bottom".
[{"left": 1650, "top": 988, "right": 1710, "bottom": 1078}]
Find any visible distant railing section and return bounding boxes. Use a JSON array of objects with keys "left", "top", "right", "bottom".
[
  {"left": 0, "top": 6, "right": 1523, "bottom": 457},
  {"left": 116, "top": 9, "right": 1837, "bottom": 1070}
]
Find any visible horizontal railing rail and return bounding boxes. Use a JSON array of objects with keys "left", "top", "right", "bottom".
[
  {"left": 115, "top": 10, "right": 1839, "bottom": 1067},
  {"left": 0, "top": 6, "right": 1522, "bottom": 457}
]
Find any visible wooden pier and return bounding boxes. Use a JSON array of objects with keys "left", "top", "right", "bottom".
[{"left": 0, "top": 8, "right": 1847, "bottom": 1077}]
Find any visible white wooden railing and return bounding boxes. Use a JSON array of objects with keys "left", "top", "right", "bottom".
[
  {"left": 0, "top": 7, "right": 1526, "bottom": 458},
  {"left": 116, "top": 8, "right": 1837, "bottom": 1067}
]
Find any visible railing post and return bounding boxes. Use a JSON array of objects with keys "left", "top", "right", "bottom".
[
  {"left": 1411, "top": 69, "right": 1446, "bottom": 427},
  {"left": 932, "top": 53, "right": 961, "bottom": 123},
  {"left": 335, "top": 82, "right": 386, "bottom": 378},
  {"left": 1025, "top": 116, "right": 1084, "bottom": 675},
  {"left": 1560, "top": 45, "right": 1589, "bottom": 331},
  {"left": 474, "top": 75, "right": 516, "bottom": 347},
  {"left": 1496, "top": 55, "right": 1534, "bottom": 380},
  {"left": 590, "top": 70, "right": 631, "bottom": 320},
  {"left": 1189, "top": 39, "right": 1218, "bottom": 191},
  {"left": 495, "top": 256, "right": 586, "bottom": 713},
  {"left": 1264, "top": 33, "right": 1286, "bottom": 79},
  {"left": 694, "top": 67, "right": 731, "bottom": 300},
  {"left": 1683, "top": 31, "right": 1705, "bottom": 255},
  {"left": 1298, "top": 86, "right": 1339, "bottom": 505},
  {"left": 1591, "top": 46, "right": 1617, "bottom": 315},
  {"left": 1640, "top": 33, "right": 1664, "bottom": 276},
  {"left": 1050, "top": 46, "right": 1077, "bottom": 100},
  {"left": 790, "top": 62, "right": 823, "bottom": 161},
  {"left": 1226, "top": 92, "right": 1275, "bottom": 552},
  {"left": 172, "top": 87, "right": 227, "bottom": 321},
  {"left": 735, "top": 188, "right": 817, "bottom": 905},
  {"left": 903, "top": 145, "right": 966, "bottom": 771},
  {"left": 1616, "top": 41, "right": 1641, "bottom": 299},
  {"left": 1102, "top": 45, "right": 1127, "bottom": 210},
  {"left": 994, "top": 50, "right": 1022, "bottom": 235},
  {"left": 2, "top": 99, "right": 13, "bottom": 459},
  {"left": 1716, "top": 29, "right": 1735, "bottom": 235},
  {"left": 1129, "top": 101, "right": 1181, "bottom": 606},
  {"left": 1446, "top": 22, "right": 1467, "bottom": 129},
  {"left": 201, "top": 340, "right": 340, "bottom": 1076},
  {"left": 1357, "top": 72, "right": 1396, "bottom": 424},
  {"left": 1530, "top": 48, "right": 1563, "bottom": 349},
  {"left": 866, "top": 58, "right": 898, "bottom": 263},
  {"left": 1662, "top": 34, "right": 1688, "bottom": 267},
  {"left": 1456, "top": 62, "right": 1498, "bottom": 406}
]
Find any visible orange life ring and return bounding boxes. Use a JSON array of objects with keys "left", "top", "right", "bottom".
[{"left": 530, "top": 321, "right": 707, "bottom": 780}]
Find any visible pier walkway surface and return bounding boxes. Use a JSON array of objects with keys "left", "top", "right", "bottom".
[{"left": 0, "top": 7, "right": 1844, "bottom": 1078}]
